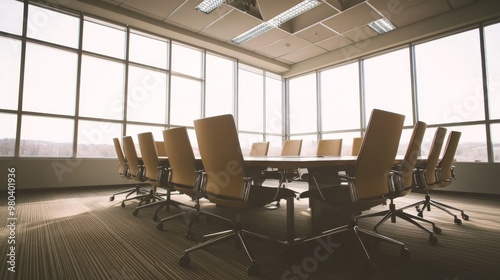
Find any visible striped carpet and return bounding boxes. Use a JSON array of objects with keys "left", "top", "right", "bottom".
[{"left": 1, "top": 182, "right": 499, "bottom": 280}]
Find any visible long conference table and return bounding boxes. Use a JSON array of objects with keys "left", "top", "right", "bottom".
[
  {"left": 244, "top": 155, "right": 360, "bottom": 244},
  {"left": 157, "top": 155, "right": 398, "bottom": 245}
]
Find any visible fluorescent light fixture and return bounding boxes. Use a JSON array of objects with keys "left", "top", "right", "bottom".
[
  {"left": 368, "top": 18, "right": 396, "bottom": 34},
  {"left": 232, "top": 0, "right": 322, "bottom": 44},
  {"left": 195, "top": 0, "right": 225, "bottom": 14}
]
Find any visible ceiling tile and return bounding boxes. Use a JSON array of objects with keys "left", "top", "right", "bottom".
[
  {"left": 166, "top": 0, "right": 232, "bottom": 32},
  {"left": 289, "top": 3, "right": 339, "bottom": 33},
  {"left": 257, "top": 35, "right": 311, "bottom": 58},
  {"left": 316, "top": 35, "right": 353, "bottom": 51},
  {"left": 238, "top": 27, "right": 289, "bottom": 50},
  {"left": 322, "top": 2, "right": 382, "bottom": 33},
  {"left": 342, "top": 25, "right": 379, "bottom": 43},
  {"left": 257, "top": 0, "right": 303, "bottom": 21},
  {"left": 201, "top": 10, "right": 262, "bottom": 41},
  {"left": 121, "top": 0, "right": 184, "bottom": 20},
  {"left": 385, "top": 0, "right": 450, "bottom": 28},
  {"left": 279, "top": 45, "right": 328, "bottom": 63},
  {"left": 295, "top": 23, "right": 337, "bottom": 44}
]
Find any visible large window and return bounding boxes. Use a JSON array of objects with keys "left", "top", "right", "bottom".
[
  {"left": 238, "top": 64, "right": 264, "bottom": 133},
  {"left": 0, "top": 37, "right": 21, "bottom": 110},
  {"left": 320, "top": 62, "right": 360, "bottom": 132},
  {"left": 0, "top": 0, "right": 23, "bottom": 35},
  {"left": 0, "top": 113, "right": 17, "bottom": 157},
  {"left": 289, "top": 73, "right": 317, "bottom": 135},
  {"left": 19, "top": 116, "right": 74, "bottom": 157},
  {"left": 205, "top": 53, "right": 234, "bottom": 117},
  {"left": 169, "top": 43, "right": 203, "bottom": 127},
  {"left": 79, "top": 55, "right": 125, "bottom": 120},
  {"left": 83, "top": 18, "right": 126, "bottom": 59},
  {"left": 364, "top": 48, "right": 413, "bottom": 126},
  {"left": 415, "top": 30, "right": 484, "bottom": 124},
  {"left": 484, "top": 23, "right": 500, "bottom": 121}
]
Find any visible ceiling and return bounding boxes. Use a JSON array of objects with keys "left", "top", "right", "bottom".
[{"left": 93, "top": 0, "right": 479, "bottom": 63}]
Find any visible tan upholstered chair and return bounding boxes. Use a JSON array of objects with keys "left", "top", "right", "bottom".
[
  {"left": 351, "top": 137, "right": 363, "bottom": 156},
  {"left": 110, "top": 138, "right": 146, "bottom": 202},
  {"left": 155, "top": 141, "right": 167, "bottom": 157},
  {"left": 356, "top": 121, "right": 442, "bottom": 244},
  {"left": 135, "top": 132, "right": 183, "bottom": 217},
  {"left": 179, "top": 114, "right": 296, "bottom": 276},
  {"left": 316, "top": 139, "right": 342, "bottom": 156},
  {"left": 120, "top": 136, "right": 151, "bottom": 207},
  {"left": 156, "top": 127, "right": 231, "bottom": 239},
  {"left": 249, "top": 141, "right": 270, "bottom": 156},
  {"left": 402, "top": 131, "right": 467, "bottom": 224},
  {"left": 300, "top": 109, "right": 409, "bottom": 273}
]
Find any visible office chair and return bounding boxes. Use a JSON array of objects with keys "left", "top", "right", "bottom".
[
  {"left": 316, "top": 138, "right": 343, "bottom": 156},
  {"left": 300, "top": 109, "right": 410, "bottom": 273},
  {"left": 351, "top": 136, "right": 363, "bottom": 156},
  {"left": 262, "top": 139, "right": 302, "bottom": 207},
  {"left": 178, "top": 114, "right": 296, "bottom": 276},
  {"left": 120, "top": 136, "right": 151, "bottom": 207},
  {"left": 301, "top": 139, "right": 343, "bottom": 182},
  {"left": 155, "top": 141, "right": 167, "bottom": 157},
  {"left": 110, "top": 138, "right": 147, "bottom": 202},
  {"left": 403, "top": 131, "right": 467, "bottom": 224},
  {"left": 249, "top": 141, "right": 270, "bottom": 156},
  {"left": 356, "top": 121, "right": 441, "bottom": 244},
  {"left": 135, "top": 132, "right": 182, "bottom": 217},
  {"left": 156, "top": 127, "right": 232, "bottom": 239}
]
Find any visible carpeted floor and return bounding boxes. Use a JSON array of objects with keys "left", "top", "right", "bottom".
[{"left": 1, "top": 181, "right": 499, "bottom": 280}]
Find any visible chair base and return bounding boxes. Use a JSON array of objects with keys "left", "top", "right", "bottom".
[
  {"left": 178, "top": 214, "right": 289, "bottom": 276},
  {"left": 400, "top": 193, "right": 469, "bottom": 225},
  {"left": 357, "top": 200, "right": 440, "bottom": 244},
  {"left": 298, "top": 219, "right": 410, "bottom": 271}
]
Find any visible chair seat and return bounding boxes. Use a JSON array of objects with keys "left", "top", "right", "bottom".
[
  {"left": 208, "top": 185, "right": 296, "bottom": 208},
  {"left": 300, "top": 185, "right": 386, "bottom": 213}
]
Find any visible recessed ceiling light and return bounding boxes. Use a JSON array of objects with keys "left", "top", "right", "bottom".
[
  {"left": 368, "top": 18, "right": 396, "bottom": 34},
  {"left": 232, "top": 0, "right": 322, "bottom": 44},
  {"left": 195, "top": 0, "right": 225, "bottom": 14}
]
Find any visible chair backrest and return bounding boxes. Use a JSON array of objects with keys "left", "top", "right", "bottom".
[
  {"left": 162, "top": 127, "right": 198, "bottom": 187},
  {"left": 249, "top": 142, "right": 270, "bottom": 156},
  {"left": 316, "top": 139, "right": 342, "bottom": 156},
  {"left": 423, "top": 127, "right": 447, "bottom": 185},
  {"left": 113, "top": 137, "right": 127, "bottom": 176},
  {"left": 281, "top": 139, "right": 302, "bottom": 156},
  {"left": 399, "top": 121, "right": 427, "bottom": 189},
  {"left": 351, "top": 137, "right": 363, "bottom": 156},
  {"left": 194, "top": 114, "right": 246, "bottom": 200},
  {"left": 155, "top": 141, "right": 167, "bottom": 157},
  {"left": 122, "top": 136, "right": 142, "bottom": 179},
  {"left": 437, "top": 131, "right": 461, "bottom": 186},
  {"left": 137, "top": 132, "right": 161, "bottom": 182},
  {"left": 352, "top": 109, "right": 405, "bottom": 200}
]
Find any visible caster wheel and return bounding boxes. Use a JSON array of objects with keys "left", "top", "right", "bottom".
[
  {"left": 185, "top": 232, "right": 194, "bottom": 240},
  {"left": 429, "top": 235, "right": 438, "bottom": 245},
  {"left": 247, "top": 263, "right": 261, "bottom": 276},
  {"left": 462, "top": 214, "right": 469, "bottom": 220},
  {"left": 417, "top": 212, "right": 423, "bottom": 218},
  {"left": 110, "top": 196, "right": 115, "bottom": 201},
  {"left": 454, "top": 218, "right": 462, "bottom": 225},
  {"left": 433, "top": 226, "right": 442, "bottom": 234},
  {"left": 179, "top": 254, "right": 190, "bottom": 267},
  {"left": 157, "top": 223, "right": 163, "bottom": 230},
  {"left": 133, "top": 209, "right": 139, "bottom": 216},
  {"left": 400, "top": 247, "right": 410, "bottom": 260},
  {"left": 152, "top": 215, "right": 158, "bottom": 222},
  {"left": 121, "top": 202, "right": 125, "bottom": 207}
]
